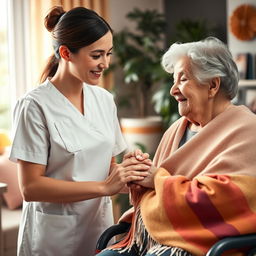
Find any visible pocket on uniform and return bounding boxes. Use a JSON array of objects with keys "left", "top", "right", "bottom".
[
  {"left": 32, "top": 210, "right": 77, "bottom": 256},
  {"left": 54, "top": 120, "right": 84, "bottom": 152}
]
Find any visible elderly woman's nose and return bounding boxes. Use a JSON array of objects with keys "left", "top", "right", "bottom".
[{"left": 170, "top": 82, "right": 177, "bottom": 96}]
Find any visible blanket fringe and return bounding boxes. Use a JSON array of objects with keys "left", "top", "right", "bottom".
[
  {"left": 148, "top": 244, "right": 192, "bottom": 256},
  {"left": 115, "top": 205, "right": 143, "bottom": 253},
  {"left": 110, "top": 207, "right": 192, "bottom": 256}
]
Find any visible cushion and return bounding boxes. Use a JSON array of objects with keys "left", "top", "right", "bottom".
[
  {"left": 0, "top": 150, "right": 23, "bottom": 209},
  {"left": 2, "top": 205, "right": 22, "bottom": 250}
]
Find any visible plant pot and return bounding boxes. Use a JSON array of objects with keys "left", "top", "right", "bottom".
[{"left": 120, "top": 116, "right": 163, "bottom": 157}]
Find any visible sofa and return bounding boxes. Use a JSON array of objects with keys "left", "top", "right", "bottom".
[
  {"left": 0, "top": 150, "right": 23, "bottom": 256},
  {"left": 1, "top": 202, "right": 22, "bottom": 256}
]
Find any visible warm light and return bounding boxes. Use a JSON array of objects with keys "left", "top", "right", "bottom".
[{"left": 0, "top": 131, "right": 11, "bottom": 154}]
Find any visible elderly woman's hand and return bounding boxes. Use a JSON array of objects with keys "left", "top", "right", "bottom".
[
  {"left": 124, "top": 149, "right": 154, "bottom": 190},
  {"left": 106, "top": 155, "right": 152, "bottom": 196},
  {"left": 133, "top": 165, "right": 157, "bottom": 189}
]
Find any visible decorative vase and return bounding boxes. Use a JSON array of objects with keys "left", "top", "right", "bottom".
[{"left": 120, "top": 116, "right": 163, "bottom": 157}]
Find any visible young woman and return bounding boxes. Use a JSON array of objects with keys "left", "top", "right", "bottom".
[{"left": 10, "top": 6, "right": 151, "bottom": 256}]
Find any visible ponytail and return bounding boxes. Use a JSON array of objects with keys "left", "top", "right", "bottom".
[
  {"left": 39, "top": 6, "right": 65, "bottom": 83},
  {"left": 39, "top": 54, "right": 59, "bottom": 83}
]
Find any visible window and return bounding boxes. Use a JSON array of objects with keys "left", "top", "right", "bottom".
[
  {"left": 0, "top": 0, "right": 11, "bottom": 130},
  {"left": 0, "top": 0, "right": 111, "bottom": 133}
]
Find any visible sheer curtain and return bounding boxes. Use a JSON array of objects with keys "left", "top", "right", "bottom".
[{"left": 29, "top": 0, "right": 111, "bottom": 89}]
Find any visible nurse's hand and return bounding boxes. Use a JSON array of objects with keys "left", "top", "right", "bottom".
[
  {"left": 103, "top": 156, "right": 152, "bottom": 196},
  {"left": 123, "top": 149, "right": 150, "bottom": 162},
  {"left": 122, "top": 149, "right": 152, "bottom": 193}
]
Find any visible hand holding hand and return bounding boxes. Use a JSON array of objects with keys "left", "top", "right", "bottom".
[
  {"left": 123, "top": 149, "right": 150, "bottom": 162},
  {"left": 133, "top": 165, "right": 157, "bottom": 189},
  {"left": 103, "top": 155, "right": 151, "bottom": 196},
  {"left": 123, "top": 149, "right": 156, "bottom": 189}
]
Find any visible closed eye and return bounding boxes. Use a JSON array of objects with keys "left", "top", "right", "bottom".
[
  {"left": 91, "top": 52, "right": 112, "bottom": 60},
  {"left": 92, "top": 55, "right": 101, "bottom": 60}
]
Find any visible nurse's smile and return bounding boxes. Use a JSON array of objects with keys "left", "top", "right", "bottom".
[
  {"left": 91, "top": 70, "right": 103, "bottom": 79},
  {"left": 72, "top": 31, "right": 113, "bottom": 85}
]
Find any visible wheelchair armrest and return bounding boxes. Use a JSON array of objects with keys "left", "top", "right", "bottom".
[
  {"left": 96, "top": 222, "right": 131, "bottom": 252},
  {"left": 96, "top": 222, "right": 256, "bottom": 255},
  {"left": 206, "top": 233, "right": 256, "bottom": 256}
]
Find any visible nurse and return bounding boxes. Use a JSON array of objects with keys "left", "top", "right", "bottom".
[{"left": 9, "top": 6, "right": 151, "bottom": 256}]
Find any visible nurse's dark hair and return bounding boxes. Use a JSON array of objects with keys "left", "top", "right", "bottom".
[{"left": 40, "top": 6, "right": 113, "bottom": 83}]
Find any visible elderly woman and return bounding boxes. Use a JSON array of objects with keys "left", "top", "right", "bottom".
[{"left": 97, "top": 37, "right": 256, "bottom": 256}]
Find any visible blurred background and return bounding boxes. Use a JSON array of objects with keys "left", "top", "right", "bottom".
[
  {"left": 0, "top": 0, "right": 255, "bottom": 130},
  {"left": 0, "top": 0, "right": 256, "bottom": 232}
]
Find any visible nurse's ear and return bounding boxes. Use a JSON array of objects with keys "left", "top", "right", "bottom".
[
  {"left": 59, "top": 45, "right": 71, "bottom": 61},
  {"left": 208, "top": 77, "right": 221, "bottom": 98}
]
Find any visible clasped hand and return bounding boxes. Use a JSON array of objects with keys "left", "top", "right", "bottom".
[
  {"left": 124, "top": 149, "right": 157, "bottom": 190},
  {"left": 105, "top": 149, "right": 156, "bottom": 195}
]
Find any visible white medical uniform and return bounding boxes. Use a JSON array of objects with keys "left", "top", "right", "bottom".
[{"left": 10, "top": 79, "right": 127, "bottom": 256}]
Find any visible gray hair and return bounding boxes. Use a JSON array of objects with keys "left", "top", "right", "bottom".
[{"left": 161, "top": 37, "right": 239, "bottom": 99}]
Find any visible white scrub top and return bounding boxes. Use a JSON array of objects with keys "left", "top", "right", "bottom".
[{"left": 10, "top": 79, "right": 127, "bottom": 256}]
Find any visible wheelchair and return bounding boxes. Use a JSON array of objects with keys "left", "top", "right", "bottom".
[{"left": 96, "top": 222, "right": 256, "bottom": 256}]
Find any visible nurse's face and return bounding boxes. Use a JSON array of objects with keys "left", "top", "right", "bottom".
[
  {"left": 69, "top": 31, "right": 113, "bottom": 85},
  {"left": 170, "top": 56, "right": 210, "bottom": 125}
]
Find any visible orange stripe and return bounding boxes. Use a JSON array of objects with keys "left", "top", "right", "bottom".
[
  {"left": 185, "top": 179, "right": 240, "bottom": 238},
  {"left": 121, "top": 126, "right": 163, "bottom": 134},
  {"left": 163, "top": 176, "right": 216, "bottom": 253},
  {"left": 140, "top": 169, "right": 200, "bottom": 253},
  {"left": 200, "top": 175, "right": 256, "bottom": 232}
]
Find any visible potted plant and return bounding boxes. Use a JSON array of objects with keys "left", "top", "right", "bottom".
[{"left": 111, "top": 8, "right": 169, "bottom": 155}]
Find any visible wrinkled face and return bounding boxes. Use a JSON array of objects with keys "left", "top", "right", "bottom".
[
  {"left": 69, "top": 31, "right": 113, "bottom": 85},
  {"left": 170, "top": 56, "right": 210, "bottom": 124}
]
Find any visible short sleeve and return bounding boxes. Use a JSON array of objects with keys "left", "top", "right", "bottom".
[
  {"left": 112, "top": 103, "right": 127, "bottom": 156},
  {"left": 9, "top": 98, "right": 49, "bottom": 165}
]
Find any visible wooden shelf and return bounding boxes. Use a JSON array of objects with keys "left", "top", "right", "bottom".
[
  {"left": 236, "top": 80, "right": 256, "bottom": 106},
  {"left": 0, "top": 183, "right": 7, "bottom": 193},
  {"left": 239, "top": 80, "right": 256, "bottom": 87}
]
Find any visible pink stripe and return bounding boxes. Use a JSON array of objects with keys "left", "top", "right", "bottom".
[
  {"left": 163, "top": 177, "right": 211, "bottom": 252},
  {"left": 185, "top": 185, "right": 240, "bottom": 238}
]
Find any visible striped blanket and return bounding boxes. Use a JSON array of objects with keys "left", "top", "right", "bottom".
[{"left": 112, "top": 105, "right": 256, "bottom": 256}]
